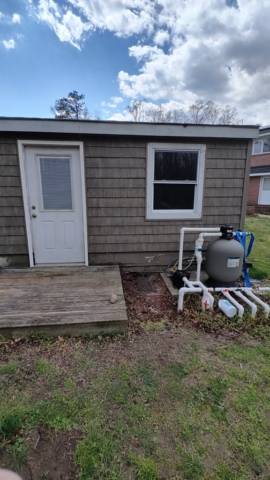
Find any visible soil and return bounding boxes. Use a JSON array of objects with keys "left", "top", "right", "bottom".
[
  {"left": 1, "top": 271, "right": 266, "bottom": 479},
  {"left": 21, "top": 427, "right": 81, "bottom": 480},
  {"left": 122, "top": 272, "right": 180, "bottom": 332}
]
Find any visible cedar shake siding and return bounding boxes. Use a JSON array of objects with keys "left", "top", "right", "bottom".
[
  {"left": 0, "top": 120, "right": 257, "bottom": 268},
  {"left": 0, "top": 136, "right": 28, "bottom": 260},
  {"left": 85, "top": 137, "right": 248, "bottom": 267}
]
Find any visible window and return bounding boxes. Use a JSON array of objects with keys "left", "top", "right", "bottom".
[
  {"left": 146, "top": 143, "right": 206, "bottom": 220},
  {"left": 253, "top": 138, "right": 270, "bottom": 154},
  {"left": 39, "top": 157, "right": 73, "bottom": 210}
]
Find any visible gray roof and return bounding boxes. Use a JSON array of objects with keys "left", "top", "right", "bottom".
[
  {"left": 0, "top": 117, "right": 259, "bottom": 139},
  {"left": 250, "top": 166, "right": 270, "bottom": 176}
]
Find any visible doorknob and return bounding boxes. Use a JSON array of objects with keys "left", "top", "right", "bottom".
[{"left": 32, "top": 214, "right": 37, "bottom": 218}]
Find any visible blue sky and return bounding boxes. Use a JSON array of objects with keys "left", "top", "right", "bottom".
[{"left": 0, "top": 0, "right": 270, "bottom": 124}]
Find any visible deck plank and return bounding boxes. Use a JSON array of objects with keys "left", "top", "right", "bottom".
[{"left": 0, "top": 266, "right": 128, "bottom": 337}]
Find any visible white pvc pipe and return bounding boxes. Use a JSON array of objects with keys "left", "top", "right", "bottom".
[
  {"left": 183, "top": 277, "right": 214, "bottom": 310},
  {"left": 234, "top": 290, "right": 257, "bottom": 317},
  {"left": 198, "top": 232, "right": 222, "bottom": 239},
  {"left": 178, "top": 286, "right": 202, "bottom": 311},
  {"left": 195, "top": 281, "right": 215, "bottom": 309},
  {"left": 178, "top": 227, "right": 220, "bottom": 270},
  {"left": 244, "top": 290, "right": 270, "bottom": 317},
  {"left": 222, "top": 291, "right": 244, "bottom": 317},
  {"left": 258, "top": 287, "right": 270, "bottom": 292}
]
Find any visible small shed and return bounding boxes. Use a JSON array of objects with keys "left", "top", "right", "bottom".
[{"left": 0, "top": 118, "right": 258, "bottom": 270}]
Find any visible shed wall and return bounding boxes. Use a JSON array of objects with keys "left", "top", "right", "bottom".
[
  {"left": 0, "top": 136, "right": 27, "bottom": 261},
  {"left": 85, "top": 136, "right": 247, "bottom": 267},
  {"left": 0, "top": 133, "right": 249, "bottom": 268}
]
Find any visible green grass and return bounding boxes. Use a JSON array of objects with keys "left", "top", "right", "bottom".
[
  {"left": 245, "top": 215, "right": 270, "bottom": 281},
  {"left": 1, "top": 334, "right": 270, "bottom": 479}
]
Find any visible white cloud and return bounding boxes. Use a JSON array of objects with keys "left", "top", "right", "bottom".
[
  {"left": 3, "top": 39, "right": 15, "bottom": 49},
  {"left": 0, "top": 12, "right": 4, "bottom": 20},
  {"left": 101, "top": 96, "right": 124, "bottom": 109},
  {"left": 117, "top": 0, "right": 270, "bottom": 124},
  {"left": 108, "top": 111, "right": 133, "bottom": 121},
  {"left": 111, "top": 96, "right": 123, "bottom": 104},
  {"left": 12, "top": 13, "right": 21, "bottom": 23},
  {"left": 34, "top": 0, "right": 92, "bottom": 49},
  {"left": 29, "top": 0, "right": 270, "bottom": 124},
  {"left": 153, "top": 30, "right": 170, "bottom": 46}
]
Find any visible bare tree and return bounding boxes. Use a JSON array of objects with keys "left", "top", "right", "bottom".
[
  {"left": 218, "top": 105, "right": 240, "bottom": 125},
  {"left": 145, "top": 104, "right": 172, "bottom": 123},
  {"left": 126, "top": 99, "right": 241, "bottom": 125},
  {"left": 127, "top": 100, "right": 146, "bottom": 122}
]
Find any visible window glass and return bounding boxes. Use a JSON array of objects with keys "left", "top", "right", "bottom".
[
  {"left": 263, "top": 139, "right": 270, "bottom": 153},
  {"left": 40, "top": 157, "right": 73, "bottom": 210},
  {"left": 253, "top": 141, "right": 262, "bottom": 154},
  {"left": 154, "top": 151, "right": 198, "bottom": 180},
  {"left": 154, "top": 184, "right": 195, "bottom": 209},
  {"left": 263, "top": 178, "right": 270, "bottom": 191}
]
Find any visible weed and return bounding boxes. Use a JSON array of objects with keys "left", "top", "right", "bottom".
[
  {"left": 74, "top": 426, "right": 123, "bottom": 480},
  {"left": 0, "top": 361, "right": 18, "bottom": 375},
  {"left": 34, "top": 359, "right": 53, "bottom": 375},
  {"left": 0, "top": 413, "right": 23, "bottom": 441},
  {"left": 8, "top": 437, "right": 27, "bottom": 469},
  {"left": 176, "top": 452, "right": 204, "bottom": 480},
  {"left": 129, "top": 453, "right": 159, "bottom": 480}
]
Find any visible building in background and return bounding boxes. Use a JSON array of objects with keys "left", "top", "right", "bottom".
[{"left": 247, "top": 126, "right": 270, "bottom": 214}]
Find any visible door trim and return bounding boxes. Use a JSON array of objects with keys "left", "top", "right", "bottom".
[
  {"left": 258, "top": 176, "right": 270, "bottom": 205},
  {"left": 18, "top": 140, "right": 88, "bottom": 267}
]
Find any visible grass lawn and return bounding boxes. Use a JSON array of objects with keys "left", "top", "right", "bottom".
[
  {"left": 1, "top": 331, "right": 270, "bottom": 480},
  {"left": 0, "top": 215, "right": 269, "bottom": 479},
  {"left": 245, "top": 215, "right": 270, "bottom": 282}
]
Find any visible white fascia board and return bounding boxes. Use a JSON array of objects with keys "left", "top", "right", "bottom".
[
  {"left": 250, "top": 172, "right": 270, "bottom": 177},
  {"left": 0, "top": 117, "right": 259, "bottom": 139}
]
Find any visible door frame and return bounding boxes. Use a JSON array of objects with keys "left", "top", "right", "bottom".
[
  {"left": 18, "top": 140, "right": 89, "bottom": 267},
  {"left": 258, "top": 174, "right": 270, "bottom": 205}
]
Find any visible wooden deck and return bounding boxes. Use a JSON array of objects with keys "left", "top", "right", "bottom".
[{"left": 0, "top": 266, "right": 128, "bottom": 338}]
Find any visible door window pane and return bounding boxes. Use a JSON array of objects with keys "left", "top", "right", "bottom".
[
  {"left": 154, "top": 184, "right": 195, "bottom": 210},
  {"left": 263, "top": 178, "right": 270, "bottom": 191},
  {"left": 154, "top": 151, "right": 198, "bottom": 180},
  {"left": 39, "top": 157, "right": 73, "bottom": 210}
]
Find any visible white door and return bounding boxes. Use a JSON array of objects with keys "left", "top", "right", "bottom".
[
  {"left": 24, "top": 146, "right": 86, "bottom": 265},
  {"left": 259, "top": 177, "right": 270, "bottom": 205}
]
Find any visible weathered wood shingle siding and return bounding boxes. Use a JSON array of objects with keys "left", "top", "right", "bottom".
[
  {"left": 0, "top": 137, "right": 28, "bottom": 257},
  {"left": 0, "top": 133, "right": 250, "bottom": 268},
  {"left": 85, "top": 136, "right": 248, "bottom": 266}
]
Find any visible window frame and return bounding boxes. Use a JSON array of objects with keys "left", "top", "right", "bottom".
[
  {"left": 146, "top": 142, "right": 206, "bottom": 220},
  {"left": 253, "top": 139, "right": 270, "bottom": 155}
]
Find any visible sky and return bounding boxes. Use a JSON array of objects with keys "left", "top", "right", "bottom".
[{"left": 0, "top": 0, "right": 270, "bottom": 125}]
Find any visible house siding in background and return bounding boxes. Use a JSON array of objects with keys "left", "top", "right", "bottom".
[
  {"left": 0, "top": 120, "right": 257, "bottom": 269},
  {"left": 247, "top": 126, "right": 270, "bottom": 215}
]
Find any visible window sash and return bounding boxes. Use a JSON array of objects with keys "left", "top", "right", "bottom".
[
  {"left": 253, "top": 139, "right": 270, "bottom": 154},
  {"left": 146, "top": 143, "right": 206, "bottom": 220}
]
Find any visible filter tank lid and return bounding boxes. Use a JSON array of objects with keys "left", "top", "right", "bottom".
[{"left": 220, "top": 224, "right": 234, "bottom": 240}]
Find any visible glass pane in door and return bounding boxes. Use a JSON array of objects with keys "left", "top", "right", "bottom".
[
  {"left": 263, "top": 178, "right": 270, "bottom": 191},
  {"left": 39, "top": 157, "right": 73, "bottom": 210}
]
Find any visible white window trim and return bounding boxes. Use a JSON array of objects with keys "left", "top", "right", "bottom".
[
  {"left": 252, "top": 139, "right": 270, "bottom": 155},
  {"left": 146, "top": 142, "right": 206, "bottom": 220}
]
